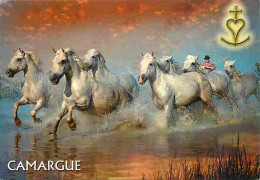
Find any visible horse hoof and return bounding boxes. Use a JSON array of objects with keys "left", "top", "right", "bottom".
[
  {"left": 68, "top": 119, "right": 76, "bottom": 131},
  {"left": 13, "top": 118, "right": 22, "bottom": 127},
  {"left": 202, "top": 111, "right": 208, "bottom": 115},
  {"left": 49, "top": 133, "right": 57, "bottom": 141},
  {"left": 34, "top": 118, "right": 42, "bottom": 124}
]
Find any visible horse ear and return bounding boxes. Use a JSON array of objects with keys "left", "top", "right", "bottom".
[
  {"left": 52, "top": 48, "right": 56, "bottom": 53},
  {"left": 151, "top": 52, "right": 154, "bottom": 57},
  {"left": 62, "top": 48, "right": 65, "bottom": 53},
  {"left": 19, "top": 48, "right": 25, "bottom": 56},
  {"left": 98, "top": 53, "right": 106, "bottom": 64},
  {"left": 141, "top": 52, "right": 144, "bottom": 57},
  {"left": 196, "top": 55, "right": 199, "bottom": 59},
  {"left": 13, "top": 48, "right": 16, "bottom": 52}
]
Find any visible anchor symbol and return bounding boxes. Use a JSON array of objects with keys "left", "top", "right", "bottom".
[{"left": 221, "top": 5, "right": 250, "bottom": 46}]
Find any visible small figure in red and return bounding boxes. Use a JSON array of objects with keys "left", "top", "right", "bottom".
[{"left": 202, "top": 55, "right": 216, "bottom": 73}]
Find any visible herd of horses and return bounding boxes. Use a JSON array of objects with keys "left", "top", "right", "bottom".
[{"left": 5, "top": 48, "right": 260, "bottom": 139}]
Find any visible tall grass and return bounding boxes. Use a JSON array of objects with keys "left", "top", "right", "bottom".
[{"left": 142, "top": 134, "right": 260, "bottom": 180}]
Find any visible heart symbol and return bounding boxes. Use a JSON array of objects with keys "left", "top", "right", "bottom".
[{"left": 226, "top": 19, "right": 245, "bottom": 41}]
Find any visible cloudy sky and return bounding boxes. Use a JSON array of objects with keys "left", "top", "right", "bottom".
[{"left": 0, "top": 0, "right": 259, "bottom": 74}]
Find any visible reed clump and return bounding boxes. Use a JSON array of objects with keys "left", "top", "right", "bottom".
[{"left": 142, "top": 134, "right": 260, "bottom": 180}]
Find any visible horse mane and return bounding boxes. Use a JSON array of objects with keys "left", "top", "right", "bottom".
[
  {"left": 195, "top": 57, "right": 202, "bottom": 66},
  {"left": 233, "top": 67, "right": 241, "bottom": 80},
  {"left": 25, "top": 51, "right": 41, "bottom": 70},
  {"left": 63, "top": 48, "right": 78, "bottom": 64},
  {"left": 64, "top": 48, "right": 76, "bottom": 56},
  {"left": 97, "top": 52, "right": 106, "bottom": 65}
]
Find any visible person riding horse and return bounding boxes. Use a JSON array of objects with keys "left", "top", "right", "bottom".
[{"left": 202, "top": 55, "right": 216, "bottom": 73}]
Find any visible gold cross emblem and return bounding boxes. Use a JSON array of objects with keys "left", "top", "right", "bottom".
[{"left": 220, "top": 5, "right": 250, "bottom": 46}]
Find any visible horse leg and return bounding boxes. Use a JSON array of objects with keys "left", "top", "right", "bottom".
[
  {"left": 121, "top": 97, "right": 128, "bottom": 109},
  {"left": 223, "top": 95, "right": 234, "bottom": 111},
  {"left": 227, "top": 94, "right": 238, "bottom": 109},
  {"left": 165, "top": 97, "right": 176, "bottom": 127},
  {"left": 49, "top": 101, "right": 68, "bottom": 140},
  {"left": 227, "top": 88, "right": 239, "bottom": 108},
  {"left": 67, "top": 105, "right": 76, "bottom": 131},
  {"left": 31, "top": 99, "right": 44, "bottom": 124},
  {"left": 204, "top": 100, "right": 220, "bottom": 125},
  {"left": 13, "top": 97, "right": 29, "bottom": 127},
  {"left": 202, "top": 104, "right": 208, "bottom": 115}
]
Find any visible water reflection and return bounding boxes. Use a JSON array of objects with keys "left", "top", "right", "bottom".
[
  {"left": 1, "top": 119, "right": 259, "bottom": 180},
  {"left": 14, "top": 133, "right": 21, "bottom": 155}
]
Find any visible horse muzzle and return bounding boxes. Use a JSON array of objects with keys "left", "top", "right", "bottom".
[
  {"left": 5, "top": 69, "right": 16, "bottom": 77},
  {"left": 49, "top": 73, "right": 61, "bottom": 85},
  {"left": 138, "top": 74, "right": 147, "bottom": 85},
  {"left": 225, "top": 70, "right": 230, "bottom": 75},
  {"left": 182, "top": 69, "right": 189, "bottom": 73}
]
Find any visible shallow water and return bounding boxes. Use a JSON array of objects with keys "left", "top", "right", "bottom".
[{"left": 0, "top": 98, "right": 259, "bottom": 180}]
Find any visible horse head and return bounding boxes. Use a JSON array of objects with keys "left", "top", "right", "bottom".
[
  {"left": 183, "top": 55, "right": 199, "bottom": 73},
  {"left": 224, "top": 60, "right": 236, "bottom": 79},
  {"left": 138, "top": 52, "right": 157, "bottom": 85},
  {"left": 6, "top": 48, "right": 27, "bottom": 77},
  {"left": 49, "top": 48, "right": 72, "bottom": 85},
  {"left": 158, "top": 56, "right": 173, "bottom": 73},
  {"left": 83, "top": 49, "right": 104, "bottom": 71}
]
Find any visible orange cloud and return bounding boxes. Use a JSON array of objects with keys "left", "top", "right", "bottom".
[{"left": 1, "top": 0, "right": 229, "bottom": 42}]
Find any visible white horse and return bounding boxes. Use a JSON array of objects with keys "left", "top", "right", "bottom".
[
  {"left": 49, "top": 48, "right": 132, "bottom": 139},
  {"left": 157, "top": 55, "right": 181, "bottom": 75},
  {"left": 6, "top": 48, "right": 50, "bottom": 126},
  {"left": 183, "top": 55, "right": 237, "bottom": 110},
  {"left": 138, "top": 53, "right": 220, "bottom": 126},
  {"left": 224, "top": 61, "right": 259, "bottom": 102},
  {"left": 75, "top": 49, "right": 139, "bottom": 98}
]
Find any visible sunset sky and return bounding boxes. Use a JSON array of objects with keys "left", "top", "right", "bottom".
[{"left": 0, "top": 0, "right": 259, "bottom": 74}]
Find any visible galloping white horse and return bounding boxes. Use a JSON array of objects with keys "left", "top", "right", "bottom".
[
  {"left": 75, "top": 49, "right": 139, "bottom": 98},
  {"left": 6, "top": 49, "right": 50, "bottom": 126},
  {"left": 49, "top": 48, "right": 132, "bottom": 139},
  {"left": 183, "top": 55, "right": 237, "bottom": 109},
  {"left": 224, "top": 61, "right": 259, "bottom": 102},
  {"left": 138, "top": 53, "right": 220, "bottom": 126}
]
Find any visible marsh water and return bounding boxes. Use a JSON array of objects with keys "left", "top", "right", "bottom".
[{"left": 0, "top": 93, "right": 259, "bottom": 180}]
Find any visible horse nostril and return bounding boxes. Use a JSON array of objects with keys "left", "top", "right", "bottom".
[
  {"left": 49, "top": 74, "right": 57, "bottom": 81},
  {"left": 183, "top": 69, "right": 188, "bottom": 73},
  {"left": 5, "top": 69, "right": 9, "bottom": 74},
  {"left": 141, "top": 74, "right": 146, "bottom": 80}
]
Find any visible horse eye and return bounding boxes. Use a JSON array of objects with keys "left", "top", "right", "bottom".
[
  {"left": 61, "top": 60, "right": 66, "bottom": 64},
  {"left": 230, "top": 65, "right": 233, "bottom": 68},
  {"left": 166, "top": 60, "right": 169, "bottom": 62},
  {"left": 17, "top": 58, "right": 22, "bottom": 61},
  {"left": 92, "top": 56, "right": 95, "bottom": 59},
  {"left": 149, "top": 63, "right": 153, "bottom": 66},
  {"left": 191, "top": 62, "right": 195, "bottom": 65}
]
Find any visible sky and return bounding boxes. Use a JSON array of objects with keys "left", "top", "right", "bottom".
[{"left": 0, "top": 0, "right": 259, "bottom": 75}]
